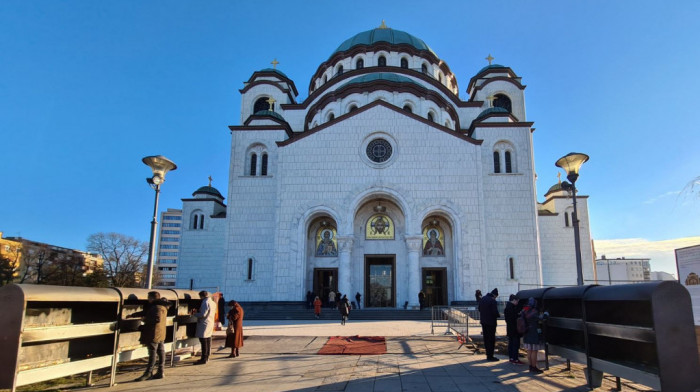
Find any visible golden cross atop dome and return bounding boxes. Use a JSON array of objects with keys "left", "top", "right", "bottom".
[
  {"left": 557, "top": 172, "right": 561, "bottom": 184},
  {"left": 379, "top": 20, "right": 388, "bottom": 29},
  {"left": 271, "top": 58, "right": 279, "bottom": 69},
  {"left": 208, "top": 176, "right": 213, "bottom": 187},
  {"left": 485, "top": 95, "right": 497, "bottom": 107},
  {"left": 267, "top": 96, "right": 276, "bottom": 111},
  {"left": 485, "top": 54, "right": 495, "bottom": 65}
]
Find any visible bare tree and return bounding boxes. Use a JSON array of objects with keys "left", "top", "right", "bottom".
[
  {"left": 18, "top": 244, "right": 59, "bottom": 284},
  {"left": 86, "top": 233, "right": 148, "bottom": 287}
]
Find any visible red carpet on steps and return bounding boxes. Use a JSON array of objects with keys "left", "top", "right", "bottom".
[{"left": 317, "top": 336, "right": 387, "bottom": 355}]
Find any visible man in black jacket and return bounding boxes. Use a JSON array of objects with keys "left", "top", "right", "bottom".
[
  {"left": 128, "top": 292, "right": 170, "bottom": 381},
  {"left": 504, "top": 294, "right": 524, "bottom": 364},
  {"left": 478, "top": 288, "right": 500, "bottom": 361}
]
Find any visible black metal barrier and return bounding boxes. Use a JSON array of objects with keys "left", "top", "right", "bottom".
[
  {"left": 517, "top": 281, "right": 700, "bottom": 391},
  {"left": 0, "top": 284, "right": 204, "bottom": 392}
]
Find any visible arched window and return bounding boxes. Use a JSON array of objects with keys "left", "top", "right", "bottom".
[
  {"left": 403, "top": 105, "right": 412, "bottom": 113},
  {"left": 192, "top": 215, "right": 198, "bottom": 229},
  {"left": 505, "top": 151, "right": 512, "bottom": 173},
  {"left": 253, "top": 97, "right": 270, "bottom": 113},
  {"left": 493, "top": 151, "right": 501, "bottom": 173},
  {"left": 400, "top": 58, "right": 409, "bottom": 69},
  {"left": 337, "top": 65, "right": 343, "bottom": 76},
  {"left": 508, "top": 257, "right": 515, "bottom": 279},
  {"left": 250, "top": 153, "right": 257, "bottom": 176},
  {"left": 421, "top": 63, "right": 428, "bottom": 74},
  {"left": 564, "top": 212, "right": 570, "bottom": 227},
  {"left": 323, "top": 75, "right": 328, "bottom": 84},
  {"left": 348, "top": 105, "right": 358, "bottom": 113},
  {"left": 247, "top": 258, "right": 254, "bottom": 280},
  {"left": 439, "top": 74, "right": 443, "bottom": 83},
  {"left": 427, "top": 112, "right": 434, "bottom": 122},
  {"left": 378, "top": 56, "right": 386, "bottom": 67},
  {"left": 261, "top": 153, "right": 268, "bottom": 176},
  {"left": 199, "top": 214, "right": 204, "bottom": 230},
  {"left": 356, "top": 59, "right": 364, "bottom": 69},
  {"left": 327, "top": 113, "right": 335, "bottom": 122},
  {"left": 493, "top": 94, "right": 512, "bottom": 113}
]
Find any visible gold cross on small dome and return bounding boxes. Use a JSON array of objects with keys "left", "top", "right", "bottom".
[
  {"left": 557, "top": 172, "right": 561, "bottom": 184},
  {"left": 379, "top": 20, "right": 388, "bottom": 29},
  {"left": 208, "top": 176, "right": 213, "bottom": 186},
  {"left": 485, "top": 54, "right": 495, "bottom": 65},
  {"left": 267, "top": 96, "right": 276, "bottom": 111},
  {"left": 271, "top": 58, "right": 279, "bottom": 69}
]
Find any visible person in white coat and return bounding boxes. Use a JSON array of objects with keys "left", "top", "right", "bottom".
[{"left": 193, "top": 291, "right": 217, "bottom": 364}]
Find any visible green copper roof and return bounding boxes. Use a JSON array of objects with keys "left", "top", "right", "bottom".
[
  {"left": 475, "top": 107, "right": 509, "bottom": 120},
  {"left": 333, "top": 28, "right": 434, "bottom": 57},
  {"left": 477, "top": 64, "right": 507, "bottom": 74},
  {"left": 258, "top": 68, "right": 290, "bottom": 79},
  {"left": 253, "top": 110, "right": 286, "bottom": 122},
  {"left": 340, "top": 73, "right": 421, "bottom": 89},
  {"left": 193, "top": 185, "right": 224, "bottom": 199},
  {"left": 547, "top": 183, "right": 563, "bottom": 194}
]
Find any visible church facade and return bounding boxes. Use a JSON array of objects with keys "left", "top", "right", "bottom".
[{"left": 174, "top": 25, "right": 595, "bottom": 307}]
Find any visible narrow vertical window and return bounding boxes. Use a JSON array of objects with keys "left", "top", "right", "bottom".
[
  {"left": 250, "top": 153, "right": 257, "bottom": 176},
  {"left": 421, "top": 63, "right": 428, "bottom": 74},
  {"left": 261, "top": 153, "right": 268, "bottom": 176},
  {"left": 192, "top": 215, "right": 198, "bottom": 230},
  {"left": 356, "top": 59, "right": 364, "bottom": 69},
  {"left": 400, "top": 58, "right": 408, "bottom": 69},
  {"left": 403, "top": 105, "right": 412, "bottom": 113},
  {"left": 247, "top": 258, "right": 253, "bottom": 280},
  {"left": 505, "top": 151, "right": 512, "bottom": 173},
  {"left": 509, "top": 258, "right": 515, "bottom": 279},
  {"left": 493, "top": 151, "right": 501, "bottom": 173},
  {"left": 565, "top": 212, "right": 570, "bottom": 227},
  {"left": 427, "top": 112, "right": 434, "bottom": 122},
  {"left": 378, "top": 56, "right": 386, "bottom": 67},
  {"left": 199, "top": 214, "right": 204, "bottom": 229},
  {"left": 337, "top": 65, "right": 343, "bottom": 75}
]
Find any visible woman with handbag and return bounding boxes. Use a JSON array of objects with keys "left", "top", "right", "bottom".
[
  {"left": 522, "top": 297, "right": 548, "bottom": 373},
  {"left": 225, "top": 300, "right": 244, "bottom": 358}
]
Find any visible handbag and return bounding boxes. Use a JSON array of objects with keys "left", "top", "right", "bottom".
[{"left": 226, "top": 324, "right": 234, "bottom": 334}]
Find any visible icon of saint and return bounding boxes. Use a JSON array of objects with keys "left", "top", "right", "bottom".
[
  {"left": 316, "top": 229, "right": 338, "bottom": 257},
  {"left": 423, "top": 229, "right": 444, "bottom": 256}
]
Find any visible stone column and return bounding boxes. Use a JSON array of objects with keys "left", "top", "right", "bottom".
[
  {"left": 337, "top": 236, "right": 354, "bottom": 298},
  {"left": 405, "top": 235, "right": 423, "bottom": 308}
]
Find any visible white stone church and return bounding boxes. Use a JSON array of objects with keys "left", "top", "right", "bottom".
[{"left": 174, "top": 24, "right": 595, "bottom": 308}]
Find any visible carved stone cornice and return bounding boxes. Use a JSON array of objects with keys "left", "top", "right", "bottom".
[
  {"left": 337, "top": 236, "right": 355, "bottom": 253},
  {"left": 405, "top": 235, "right": 423, "bottom": 253}
]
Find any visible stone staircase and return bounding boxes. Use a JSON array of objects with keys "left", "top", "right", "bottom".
[{"left": 240, "top": 302, "right": 432, "bottom": 321}]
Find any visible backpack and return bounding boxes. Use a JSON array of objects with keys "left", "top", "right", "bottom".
[{"left": 516, "top": 313, "right": 527, "bottom": 335}]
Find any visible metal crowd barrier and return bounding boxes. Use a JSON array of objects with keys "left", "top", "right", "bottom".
[
  {"left": 0, "top": 284, "right": 204, "bottom": 392},
  {"left": 517, "top": 281, "right": 700, "bottom": 391},
  {"left": 431, "top": 306, "right": 477, "bottom": 338}
]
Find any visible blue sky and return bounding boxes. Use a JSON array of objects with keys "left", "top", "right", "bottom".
[{"left": 1, "top": 1, "right": 698, "bottom": 274}]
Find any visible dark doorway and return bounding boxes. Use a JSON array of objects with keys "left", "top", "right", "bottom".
[
  {"left": 313, "top": 268, "right": 337, "bottom": 305},
  {"left": 365, "top": 256, "right": 396, "bottom": 308},
  {"left": 422, "top": 268, "right": 447, "bottom": 306}
]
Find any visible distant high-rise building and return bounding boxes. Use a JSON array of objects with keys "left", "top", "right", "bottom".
[
  {"left": 595, "top": 256, "right": 651, "bottom": 285},
  {"left": 154, "top": 208, "right": 182, "bottom": 287}
]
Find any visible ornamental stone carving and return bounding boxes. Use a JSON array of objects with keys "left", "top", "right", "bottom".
[
  {"left": 405, "top": 235, "right": 423, "bottom": 253},
  {"left": 337, "top": 236, "right": 355, "bottom": 252}
]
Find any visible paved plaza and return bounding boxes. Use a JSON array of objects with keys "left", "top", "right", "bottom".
[{"left": 75, "top": 321, "right": 651, "bottom": 392}]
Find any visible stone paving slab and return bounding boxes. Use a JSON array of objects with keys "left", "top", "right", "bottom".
[{"left": 76, "top": 335, "right": 652, "bottom": 392}]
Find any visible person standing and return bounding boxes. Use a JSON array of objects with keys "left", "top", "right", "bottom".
[
  {"left": 418, "top": 291, "right": 426, "bottom": 310},
  {"left": 193, "top": 291, "right": 216, "bottom": 365},
  {"left": 313, "top": 296, "right": 322, "bottom": 319},
  {"left": 225, "top": 300, "right": 244, "bottom": 358},
  {"left": 128, "top": 291, "right": 170, "bottom": 381},
  {"left": 478, "top": 288, "right": 500, "bottom": 361},
  {"left": 522, "top": 297, "right": 548, "bottom": 373},
  {"left": 475, "top": 290, "right": 483, "bottom": 304},
  {"left": 328, "top": 290, "right": 336, "bottom": 309},
  {"left": 306, "top": 291, "right": 313, "bottom": 309},
  {"left": 355, "top": 292, "right": 362, "bottom": 310},
  {"left": 504, "top": 294, "right": 524, "bottom": 364},
  {"left": 338, "top": 295, "right": 350, "bottom": 325}
]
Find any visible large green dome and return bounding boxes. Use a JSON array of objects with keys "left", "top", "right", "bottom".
[{"left": 332, "top": 27, "right": 434, "bottom": 57}]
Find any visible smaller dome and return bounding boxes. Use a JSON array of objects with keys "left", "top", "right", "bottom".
[
  {"left": 477, "top": 64, "right": 508, "bottom": 74},
  {"left": 253, "top": 110, "right": 286, "bottom": 122},
  {"left": 257, "top": 68, "right": 290, "bottom": 79},
  {"left": 193, "top": 186, "right": 224, "bottom": 199},
  {"left": 547, "top": 183, "right": 564, "bottom": 194},
  {"left": 475, "top": 107, "right": 509, "bottom": 121},
  {"left": 340, "top": 73, "right": 420, "bottom": 88}
]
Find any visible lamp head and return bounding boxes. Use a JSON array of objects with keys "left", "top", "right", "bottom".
[
  {"left": 142, "top": 155, "right": 176, "bottom": 185},
  {"left": 555, "top": 152, "right": 589, "bottom": 183}
]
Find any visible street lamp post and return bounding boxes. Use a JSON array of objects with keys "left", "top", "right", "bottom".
[
  {"left": 142, "top": 155, "right": 177, "bottom": 289},
  {"left": 556, "top": 152, "right": 589, "bottom": 286}
]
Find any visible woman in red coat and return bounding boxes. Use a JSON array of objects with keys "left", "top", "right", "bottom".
[
  {"left": 313, "top": 296, "right": 322, "bottom": 319},
  {"left": 225, "top": 300, "right": 244, "bottom": 358}
]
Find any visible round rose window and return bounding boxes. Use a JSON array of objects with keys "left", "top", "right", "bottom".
[{"left": 366, "top": 138, "right": 392, "bottom": 163}]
